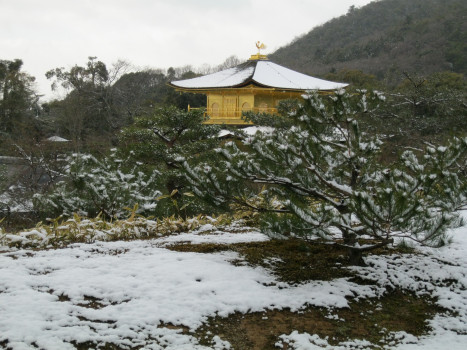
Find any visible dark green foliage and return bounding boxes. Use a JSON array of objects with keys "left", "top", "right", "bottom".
[
  {"left": 33, "top": 151, "right": 161, "bottom": 219},
  {"left": 119, "top": 106, "right": 222, "bottom": 217},
  {"left": 357, "top": 71, "right": 467, "bottom": 157},
  {"left": 120, "top": 106, "right": 220, "bottom": 168},
  {"left": 389, "top": 72, "right": 466, "bottom": 137},
  {"left": 111, "top": 70, "right": 168, "bottom": 121},
  {"left": 0, "top": 59, "right": 39, "bottom": 136},
  {"left": 163, "top": 69, "right": 206, "bottom": 109},
  {"left": 112, "top": 68, "right": 205, "bottom": 117},
  {"left": 183, "top": 90, "right": 467, "bottom": 264},
  {"left": 240, "top": 99, "right": 303, "bottom": 130},
  {"left": 44, "top": 57, "right": 139, "bottom": 151},
  {"left": 43, "top": 60, "right": 207, "bottom": 151},
  {"left": 324, "top": 69, "right": 380, "bottom": 89}
]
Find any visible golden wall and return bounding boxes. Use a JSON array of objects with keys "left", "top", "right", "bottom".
[{"left": 204, "top": 89, "right": 301, "bottom": 125}]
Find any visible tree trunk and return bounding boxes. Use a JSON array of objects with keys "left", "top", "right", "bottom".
[
  {"left": 342, "top": 228, "right": 366, "bottom": 266},
  {"left": 347, "top": 247, "right": 366, "bottom": 266}
]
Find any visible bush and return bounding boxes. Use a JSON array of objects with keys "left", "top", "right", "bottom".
[{"left": 33, "top": 149, "right": 161, "bottom": 219}]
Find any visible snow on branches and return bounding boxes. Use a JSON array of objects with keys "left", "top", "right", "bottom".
[
  {"left": 33, "top": 149, "right": 161, "bottom": 219},
  {"left": 182, "top": 90, "right": 467, "bottom": 264}
]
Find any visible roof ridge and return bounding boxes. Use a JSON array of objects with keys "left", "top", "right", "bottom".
[
  {"left": 260, "top": 61, "right": 300, "bottom": 89},
  {"left": 214, "top": 60, "right": 255, "bottom": 86},
  {"left": 251, "top": 59, "right": 258, "bottom": 81}
]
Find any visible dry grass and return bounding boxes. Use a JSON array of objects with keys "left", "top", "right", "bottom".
[
  {"left": 0, "top": 212, "right": 232, "bottom": 250},
  {"left": 168, "top": 238, "right": 354, "bottom": 283}
]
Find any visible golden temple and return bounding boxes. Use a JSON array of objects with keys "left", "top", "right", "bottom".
[{"left": 168, "top": 44, "right": 347, "bottom": 125}]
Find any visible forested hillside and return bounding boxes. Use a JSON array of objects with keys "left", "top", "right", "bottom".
[{"left": 270, "top": 0, "right": 466, "bottom": 81}]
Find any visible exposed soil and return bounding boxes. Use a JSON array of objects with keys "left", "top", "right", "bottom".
[
  {"left": 194, "top": 291, "right": 441, "bottom": 349},
  {"left": 167, "top": 238, "right": 356, "bottom": 283},
  {"left": 166, "top": 239, "right": 440, "bottom": 349}
]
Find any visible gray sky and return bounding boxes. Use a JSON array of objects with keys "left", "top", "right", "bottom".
[{"left": 0, "top": 0, "right": 373, "bottom": 99}]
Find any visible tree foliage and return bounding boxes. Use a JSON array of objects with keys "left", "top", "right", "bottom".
[
  {"left": 182, "top": 90, "right": 467, "bottom": 265},
  {"left": 33, "top": 150, "right": 161, "bottom": 219},
  {"left": 0, "top": 59, "right": 38, "bottom": 135},
  {"left": 324, "top": 69, "right": 380, "bottom": 89},
  {"left": 271, "top": 0, "right": 467, "bottom": 79},
  {"left": 119, "top": 106, "right": 222, "bottom": 217},
  {"left": 111, "top": 69, "right": 167, "bottom": 120},
  {"left": 356, "top": 71, "right": 467, "bottom": 157},
  {"left": 43, "top": 59, "right": 207, "bottom": 151},
  {"left": 120, "top": 106, "right": 220, "bottom": 169},
  {"left": 45, "top": 57, "right": 130, "bottom": 149}
]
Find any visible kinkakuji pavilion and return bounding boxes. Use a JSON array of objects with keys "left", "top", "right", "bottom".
[{"left": 168, "top": 43, "right": 347, "bottom": 125}]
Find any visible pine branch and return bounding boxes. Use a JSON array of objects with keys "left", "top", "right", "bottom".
[
  {"left": 231, "top": 197, "right": 290, "bottom": 214},
  {"left": 245, "top": 174, "right": 339, "bottom": 207}
]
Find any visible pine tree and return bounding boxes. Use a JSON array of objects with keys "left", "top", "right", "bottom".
[
  {"left": 33, "top": 150, "right": 161, "bottom": 219},
  {"left": 182, "top": 90, "right": 467, "bottom": 265},
  {"left": 119, "top": 106, "right": 222, "bottom": 217}
]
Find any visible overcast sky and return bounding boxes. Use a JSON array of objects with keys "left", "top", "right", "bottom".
[{"left": 1, "top": 0, "right": 374, "bottom": 99}]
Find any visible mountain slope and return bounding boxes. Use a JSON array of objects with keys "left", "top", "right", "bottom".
[{"left": 270, "top": 0, "right": 467, "bottom": 79}]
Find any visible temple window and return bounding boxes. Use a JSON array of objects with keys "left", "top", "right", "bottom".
[{"left": 211, "top": 103, "right": 220, "bottom": 117}]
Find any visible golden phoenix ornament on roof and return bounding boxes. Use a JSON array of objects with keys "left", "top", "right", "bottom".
[{"left": 256, "top": 41, "right": 267, "bottom": 54}]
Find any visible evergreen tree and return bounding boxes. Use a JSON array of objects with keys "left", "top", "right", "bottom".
[
  {"left": 182, "top": 90, "right": 467, "bottom": 265},
  {"left": 33, "top": 150, "right": 161, "bottom": 219},
  {"left": 0, "top": 59, "right": 39, "bottom": 135},
  {"left": 119, "top": 106, "right": 222, "bottom": 217}
]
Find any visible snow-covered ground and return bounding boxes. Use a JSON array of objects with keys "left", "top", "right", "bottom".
[{"left": 0, "top": 218, "right": 466, "bottom": 349}]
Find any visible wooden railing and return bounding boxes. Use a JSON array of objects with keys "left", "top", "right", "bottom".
[{"left": 188, "top": 106, "right": 278, "bottom": 125}]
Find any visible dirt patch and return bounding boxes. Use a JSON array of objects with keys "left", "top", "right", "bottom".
[
  {"left": 235, "top": 239, "right": 354, "bottom": 283},
  {"left": 196, "top": 308, "right": 333, "bottom": 350},
  {"left": 194, "top": 290, "right": 441, "bottom": 349},
  {"left": 71, "top": 341, "right": 142, "bottom": 350},
  {"left": 167, "top": 242, "right": 232, "bottom": 254},
  {"left": 168, "top": 238, "right": 356, "bottom": 283},
  {"left": 337, "top": 290, "right": 441, "bottom": 342}
]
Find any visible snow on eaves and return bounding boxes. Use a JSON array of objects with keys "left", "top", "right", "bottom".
[
  {"left": 171, "top": 64, "right": 255, "bottom": 89},
  {"left": 170, "top": 60, "right": 348, "bottom": 91},
  {"left": 253, "top": 61, "right": 347, "bottom": 91}
]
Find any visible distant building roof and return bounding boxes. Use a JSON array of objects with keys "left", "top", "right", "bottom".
[
  {"left": 46, "top": 136, "right": 70, "bottom": 142},
  {"left": 169, "top": 58, "right": 348, "bottom": 91}
]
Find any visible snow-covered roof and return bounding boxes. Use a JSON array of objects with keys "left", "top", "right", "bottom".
[
  {"left": 46, "top": 136, "right": 70, "bottom": 142},
  {"left": 170, "top": 59, "right": 348, "bottom": 91},
  {"left": 218, "top": 126, "right": 274, "bottom": 139}
]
